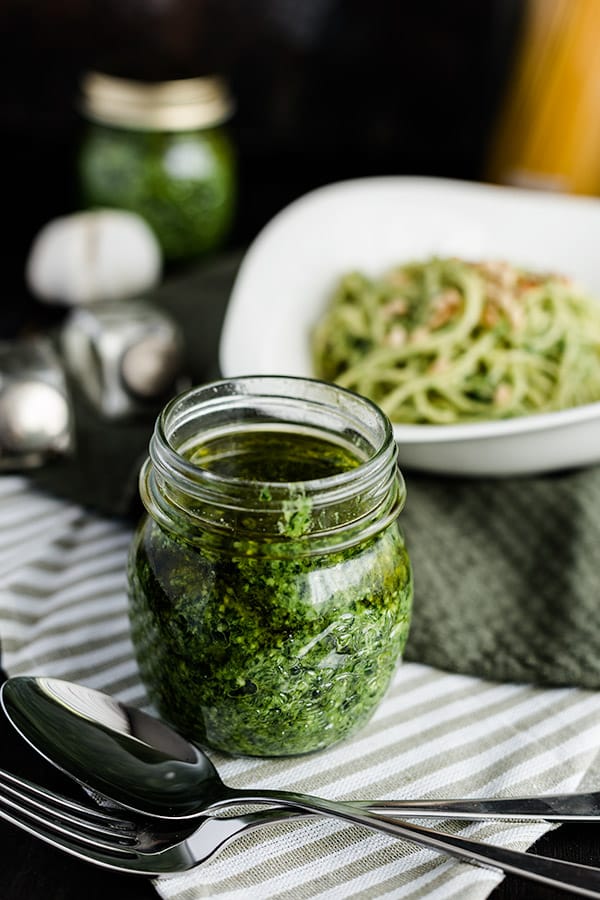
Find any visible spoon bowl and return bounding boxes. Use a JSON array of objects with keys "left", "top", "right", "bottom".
[
  {"left": 4, "top": 676, "right": 451, "bottom": 842},
  {"left": 1, "top": 676, "right": 220, "bottom": 816}
]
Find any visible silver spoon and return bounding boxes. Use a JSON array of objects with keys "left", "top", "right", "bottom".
[{"left": 2, "top": 675, "right": 599, "bottom": 824}]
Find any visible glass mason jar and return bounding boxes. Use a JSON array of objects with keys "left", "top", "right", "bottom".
[
  {"left": 77, "top": 72, "right": 236, "bottom": 262},
  {"left": 127, "top": 376, "right": 413, "bottom": 757}
]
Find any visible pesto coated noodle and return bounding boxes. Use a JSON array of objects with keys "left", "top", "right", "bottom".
[{"left": 312, "top": 257, "right": 600, "bottom": 424}]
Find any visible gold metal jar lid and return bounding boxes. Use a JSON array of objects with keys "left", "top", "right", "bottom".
[{"left": 80, "top": 71, "right": 235, "bottom": 131}]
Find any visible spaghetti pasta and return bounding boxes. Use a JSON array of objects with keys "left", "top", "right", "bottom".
[{"left": 311, "top": 257, "right": 600, "bottom": 424}]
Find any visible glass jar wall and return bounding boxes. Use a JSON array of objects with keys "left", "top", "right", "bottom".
[{"left": 127, "top": 376, "right": 413, "bottom": 757}]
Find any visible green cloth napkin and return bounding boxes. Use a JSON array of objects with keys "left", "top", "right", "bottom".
[
  {"left": 28, "top": 251, "right": 600, "bottom": 691},
  {"left": 401, "top": 469, "right": 600, "bottom": 688}
]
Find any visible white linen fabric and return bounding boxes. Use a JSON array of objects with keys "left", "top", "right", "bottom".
[{"left": 1, "top": 475, "right": 600, "bottom": 900}]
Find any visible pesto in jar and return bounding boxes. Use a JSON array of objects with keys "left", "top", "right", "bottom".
[
  {"left": 128, "top": 426, "right": 413, "bottom": 757},
  {"left": 78, "top": 123, "right": 236, "bottom": 261}
]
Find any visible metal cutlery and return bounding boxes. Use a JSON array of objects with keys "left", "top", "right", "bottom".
[{"left": 2, "top": 767, "right": 600, "bottom": 895}]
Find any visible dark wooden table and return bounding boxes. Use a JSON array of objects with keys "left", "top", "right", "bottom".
[{"left": 0, "top": 667, "right": 595, "bottom": 900}]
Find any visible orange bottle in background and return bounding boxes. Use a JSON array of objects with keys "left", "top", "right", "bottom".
[{"left": 486, "top": 0, "right": 600, "bottom": 196}]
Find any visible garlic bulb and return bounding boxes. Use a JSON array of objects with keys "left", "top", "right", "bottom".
[{"left": 26, "top": 209, "right": 163, "bottom": 306}]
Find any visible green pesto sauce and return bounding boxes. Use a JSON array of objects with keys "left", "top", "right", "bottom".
[
  {"left": 78, "top": 123, "right": 236, "bottom": 261},
  {"left": 127, "top": 429, "right": 413, "bottom": 757}
]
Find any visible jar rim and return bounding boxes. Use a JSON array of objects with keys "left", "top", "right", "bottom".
[
  {"left": 141, "top": 376, "right": 405, "bottom": 553},
  {"left": 154, "top": 375, "right": 394, "bottom": 484},
  {"left": 79, "top": 71, "right": 235, "bottom": 132}
]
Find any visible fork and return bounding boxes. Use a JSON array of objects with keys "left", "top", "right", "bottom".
[
  {"left": 2, "top": 770, "right": 600, "bottom": 895},
  {"left": 0, "top": 766, "right": 301, "bottom": 875}
]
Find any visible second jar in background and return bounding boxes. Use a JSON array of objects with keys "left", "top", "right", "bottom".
[{"left": 77, "top": 72, "right": 237, "bottom": 263}]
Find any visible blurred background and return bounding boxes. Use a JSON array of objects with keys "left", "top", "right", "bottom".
[
  {"left": 1, "top": 0, "right": 598, "bottom": 338},
  {"left": 0, "top": 0, "right": 523, "bottom": 336}
]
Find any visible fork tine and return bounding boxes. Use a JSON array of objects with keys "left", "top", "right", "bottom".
[
  {"left": 0, "top": 799, "right": 155, "bottom": 875},
  {"left": 0, "top": 783, "right": 142, "bottom": 851},
  {"left": 0, "top": 767, "right": 131, "bottom": 825},
  {"left": 0, "top": 769, "right": 140, "bottom": 843}
]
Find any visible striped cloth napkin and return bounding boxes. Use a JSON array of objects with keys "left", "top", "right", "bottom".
[{"left": 2, "top": 475, "right": 600, "bottom": 900}]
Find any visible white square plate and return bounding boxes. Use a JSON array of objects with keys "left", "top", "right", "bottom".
[{"left": 219, "top": 176, "right": 600, "bottom": 476}]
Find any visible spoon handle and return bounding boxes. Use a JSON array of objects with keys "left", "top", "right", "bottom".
[
  {"left": 229, "top": 789, "right": 600, "bottom": 897},
  {"left": 356, "top": 792, "right": 600, "bottom": 821}
]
